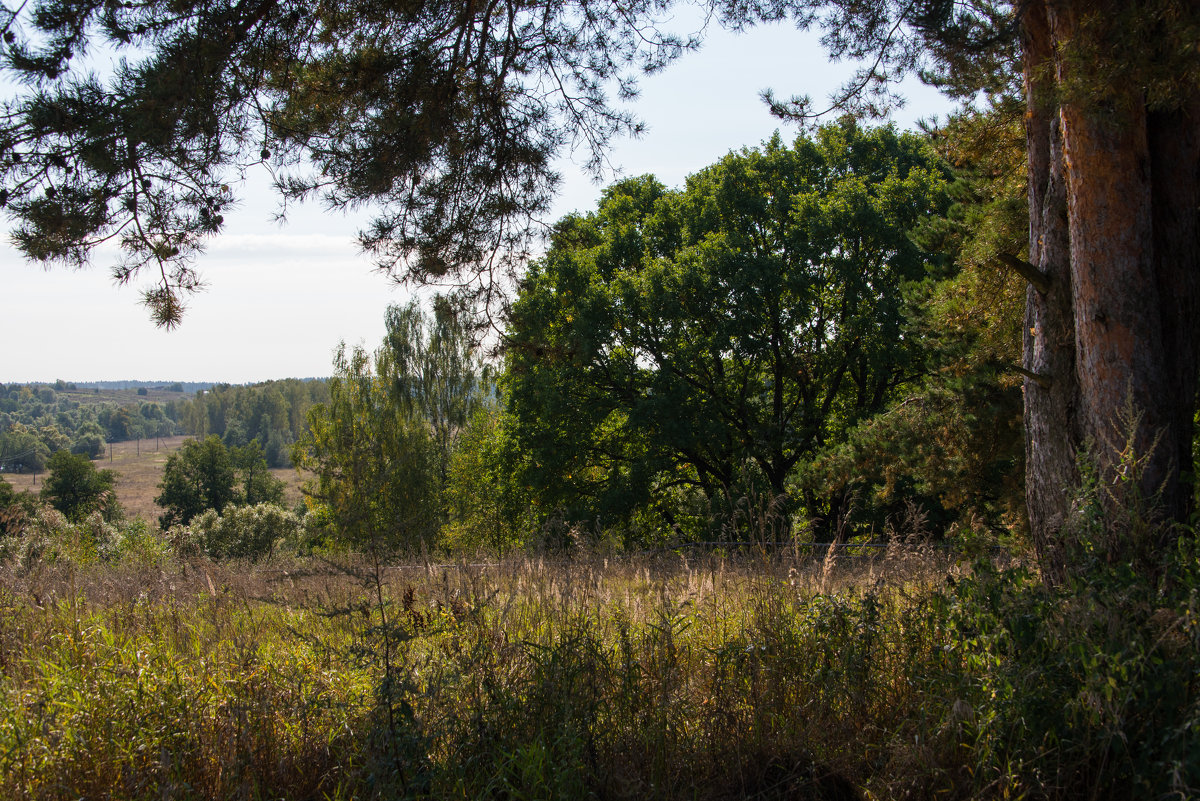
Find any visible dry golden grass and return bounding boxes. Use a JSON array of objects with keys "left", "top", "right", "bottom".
[
  {"left": 1, "top": 538, "right": 1189, "bottom": 800},
  {"left": 0, "top": 550, "right": 970, "bottom": 801},
  {"left": 3, "top": 436, "right": 307, "bottom": 524}
]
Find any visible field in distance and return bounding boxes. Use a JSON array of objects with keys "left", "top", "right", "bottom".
[
  {"left": 2, "top": 435, "right": 306, "bottom": 523},
  {"left": 53, "top": 385, "right": 195, "bottom": 407}
]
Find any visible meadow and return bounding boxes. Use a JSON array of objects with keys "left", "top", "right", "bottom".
[
  {"left": 3, "top": 436, "right": 306, "bottom": 521},
  {"left": 2, "top": 391, "right": 1197, "bottom": 800},
  {"left": 0, "top": 537, "right": 1195, "bottom": 800}
]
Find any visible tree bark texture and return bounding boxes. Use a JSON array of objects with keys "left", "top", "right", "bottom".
[
  {"left": 1020, "top": 0, "right": 1200, "bottom": 578},
  {"left": 1022, "top": 1, "right": 1079, "bottom": 579}
]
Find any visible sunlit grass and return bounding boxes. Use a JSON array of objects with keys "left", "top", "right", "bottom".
[{"left": 0, "top": 542, "right": 1195, "bottom": 800}]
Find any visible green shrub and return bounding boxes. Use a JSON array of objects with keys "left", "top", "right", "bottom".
[
  {"left": 9, "top": 509, "right": 175, "bottom": 568},
  {"left": 185, "top": 503, "right": 302, "bottom": 561},
  {"left": 108, "top": 517, "right": 173, "bottom": 567},
  {"left": 17, "top": 508, "right": 114, "bottom": 567},
  {"left": 935, "top": 426, "right": 1200, "bottom": 799}
]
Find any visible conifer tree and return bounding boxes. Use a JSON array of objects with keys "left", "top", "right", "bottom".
[{"left": 0, "top": 0, "right": 691, "bottom": 323}]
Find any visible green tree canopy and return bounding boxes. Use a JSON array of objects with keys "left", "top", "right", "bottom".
[
  {"left": 155, "top": 435, "right": 237, "bottom": 528},
  {"left": 294, "top": 296, "right": 487, "bottom": 551},
  {"left": 381, "top": 298, "right": 490, "bottom": 479},
  {"left": 802, "top": 102, "right": 1030, "bottom": 539},
  {"left": 177, "top": 380, "right": 329, "bottom": 467},
  {"left": 40, "top": 450, "right": 120, "bottom": 522},
  {"left": 0, "top": 422, "right": 50, "bottom": 473},
  {"left": 294, "top": 345, "right": 440, "bottom": 552},
  {"left": 231, "top": 439, "right": 286, "bottom": 509},
  {"left": 155, "top": 435, "right": 284, "bottom": 528},
  {"left": 504, "top": 120, "right": 951, "bottom": 539},
  {"left": 70, "top": 421, "right": 107, "bottom": 459}
]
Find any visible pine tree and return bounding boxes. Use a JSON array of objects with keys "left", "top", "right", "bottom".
[{"left": 0, "top": 0, "right": 692, "bottom": 324}]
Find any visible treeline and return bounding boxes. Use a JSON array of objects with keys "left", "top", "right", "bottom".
[
  {"left": 292, "top": 115, "right": 1029, "bottom": 553},
  {"left": 74, "top": 380, "right": 212, "bottom": 392},
  {"left": 174, "top": 379, "right": 330, "bottom": 467},
  {"left": 0, "top": 382, "right": 185, "bottom": 471},
  {"left": 2, "top": 113, "right": 1030, "bottom": 553}
]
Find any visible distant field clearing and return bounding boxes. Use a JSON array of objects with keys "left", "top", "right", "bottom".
[{"left": 2, "top": 435, "right": 306, "bottom": 524}]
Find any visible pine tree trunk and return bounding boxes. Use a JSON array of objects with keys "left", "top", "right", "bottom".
[
  {"left": 1022, "top": 1, "right": 1080, "bottom": 580},
  {"left": 1148, "top": 100, "right": 1200, "bottom": 527},
  {"left": 1020, "top": 0, "right": 1200, "bottom": 579}
]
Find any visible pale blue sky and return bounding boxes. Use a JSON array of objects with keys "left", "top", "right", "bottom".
[{"left": 1, "top": 19, "right": 953, "bottom": 384}]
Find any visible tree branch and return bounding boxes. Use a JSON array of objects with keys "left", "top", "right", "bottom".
[
  {"left": 997, "top": 252, "right": 1051, "bottom": 294},
  {"left": 1013, "top": 364, "right": 1052, "bottom": 389}
]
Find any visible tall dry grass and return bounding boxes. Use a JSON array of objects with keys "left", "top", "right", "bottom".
[
  {"left": 0, "top": 548, "right": 965, "bottom": 800},
  {"left": 1, "top": 536, "right": 1195, "bottom": 800}
]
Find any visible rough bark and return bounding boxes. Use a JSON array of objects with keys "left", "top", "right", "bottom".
[
  {"left": 1021, "top": 0, "right": 1079, "bottom": 579},
  {"left": 1020, "top": 0, "right": 1200, "bottom": 578}
]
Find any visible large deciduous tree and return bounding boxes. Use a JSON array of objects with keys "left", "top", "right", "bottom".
[
  {"left": 156, "top": 434, "right": 283, "bottom": 526},
  {"left": 41, "top": 449, "right": 120, "bottom": 522},
  {"left": 505, "top": 121, "right": 950, "bottom": 538},
  {"left": 293, "top": 298, "right": 484, "bottom": 550},
  {"left": 294, "top": 343, "right": 441, "bottom": 552},
  {"left": 155, "top": 434, "right": 237, "bottom": 527},
  {"left": 380, "top": 297, "right": 491, "bottom": 479}
]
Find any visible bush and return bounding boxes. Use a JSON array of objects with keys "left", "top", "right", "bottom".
[
  {"left": 16, "top": 508, "right": 114, "bottom": 567},
  {"left": 183, "top": 503, "right": 302, "bottom": 561},
  {"left": 0, "top": 478, "right": 34, "bottom": 540},
  {"left": 932, "top": 424, "right": 1200, "bottom": 798},
  {"left": 40, "top": 450, "right": 121, "bottom": 522},
  {"left": 109, "top": 517, "right": 172, "bottom": 567},
  {"left": 9, "top": 508, "right": 174, "bottom": 568}
]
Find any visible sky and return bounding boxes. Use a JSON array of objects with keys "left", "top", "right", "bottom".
[{"left": 1, "top": 17, "right": 953, "bottom": 384}]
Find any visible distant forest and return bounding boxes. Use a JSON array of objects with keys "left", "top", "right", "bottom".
[
  {"left": 0, "top": 378, "right": 329, "bottom": 472},
  {"left": 73, "top": 380, "right": 215, "bottom": 392}
]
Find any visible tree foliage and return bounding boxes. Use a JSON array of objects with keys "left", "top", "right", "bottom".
[
  {"left": 381, "top": 297, "right": 490, "bottom": 474},
  {"left": 0, "top": 421, "right": 51, "bottom": 473},
  {"left": 155, "top": 434, "right": 282, "bottom": 527},
  {"left": 294, "top": 345, "right": 440, "bottom": 552},
  {"left": 0, "top": 383, "right": 181, "bottom": 456},
  {"left": 296, "top": 298, "right": 489, "bottom": 551},
  {"left": 806, "top": 101, "right": 1029, "bottom": 538},
  {"left": 0, "top": 0, "right": 694, "bottom": 323},
  {"left": 443, "top": 403, "right": 535, "bottom": 552},
  {"left": 40, "top": 450, "right": 120, "bottom": 522},
  {"left": 155, "top": 435, "right": 236, "bottom": 528},
  {"left": 177, "top": 379, "right": 329, "bottom": 467},
  {"left": 707, "top": 0, "right": 1200, "bottom": 575},
  {"left": 504, "top": 121, "right": 951, "bottom": 538},
  {"left": 70, "top": 421, "right": 107, "bottom": 459}
]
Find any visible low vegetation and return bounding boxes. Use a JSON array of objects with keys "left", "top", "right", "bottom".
[{"left": 0, "top": 511, "right": 1195, "bottom": 801}]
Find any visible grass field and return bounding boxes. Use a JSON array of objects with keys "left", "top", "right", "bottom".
[
  {"left": 54, "top": 385, "right": 195, "bottom": 407},
  {"left": 1, "top": 542, "right": 1192, "bottom": 800},
  {"left": 0, "top": 551, "right": 964, "bottom": 800},
  {"left": 2, "top": 436, "right": 306, "bottom": 522}
]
